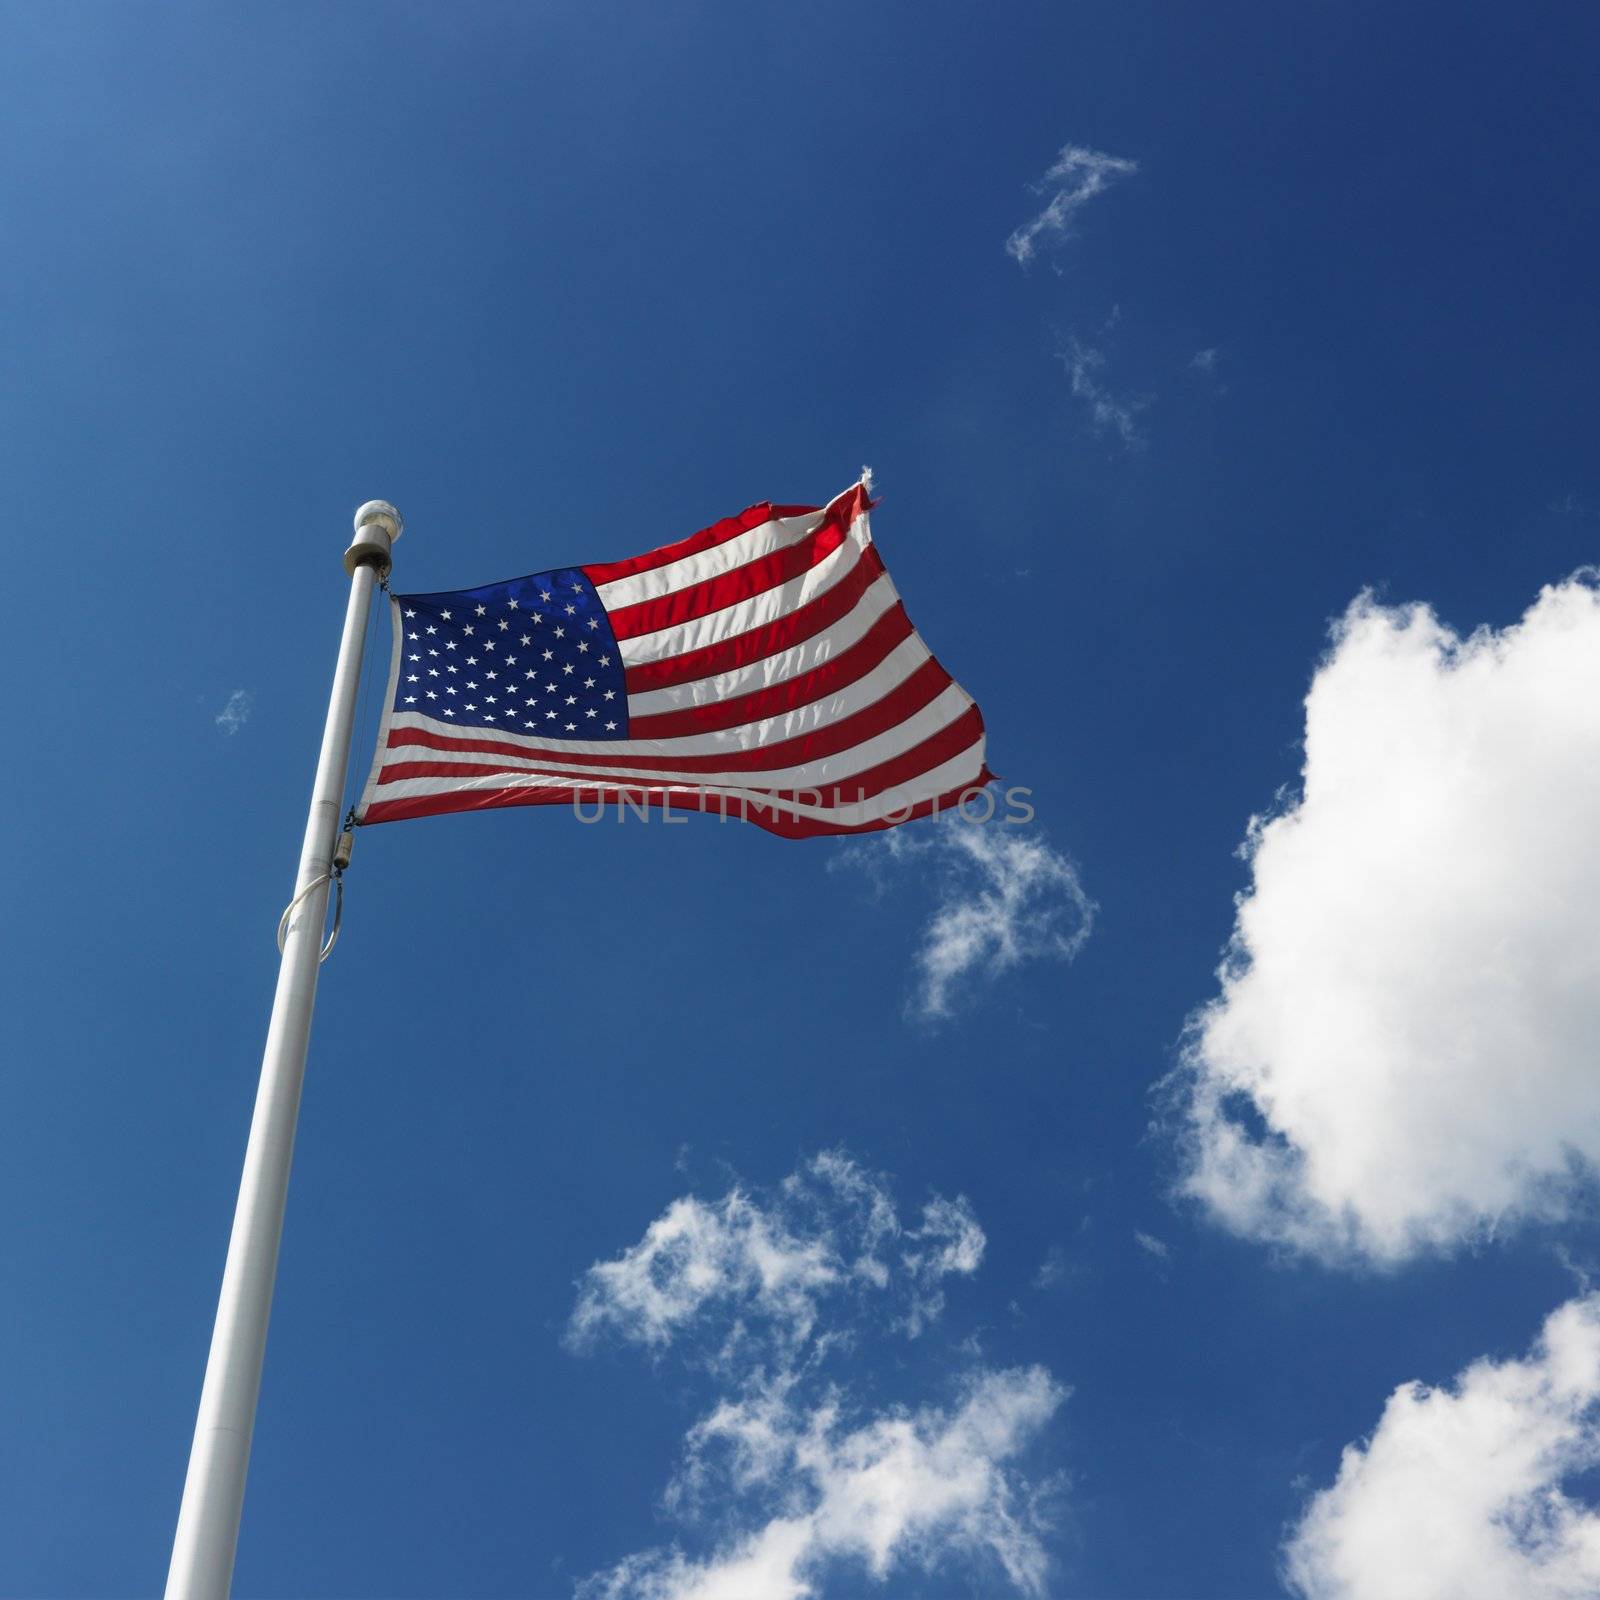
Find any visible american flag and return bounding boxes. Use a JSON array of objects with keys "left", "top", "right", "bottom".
[{"left": 355, "top": 481, "right": 991, "bottom": 838}]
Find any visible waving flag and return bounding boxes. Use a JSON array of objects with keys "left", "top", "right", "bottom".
[{"left": 355, "top": 482, "right": 991, "bottom": 838}]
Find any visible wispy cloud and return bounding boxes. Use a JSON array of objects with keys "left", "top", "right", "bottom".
[
  {"left": 569, "top": 1152, "right": 1067, "bottom": 1600},
  {"left": 1285, "top": 1295, "right": 1600, "bottom": 1599},
  {"left": 841, "top": 819, "right": 1095, "bottom": 1024},
  {"left": 1189, "top": 347, "right": 1219, "bottom": 372},
  {"left": 565, "top": 1151, "right": 985, "bottom": 1362},
  {"left": 1133, "top": 1230, "right": 1172, "bottom": 1263},
  {"left": 214, "top": 688, "right": 253, "bottom": 735},
  {"left": 1059, "top": 333, "right": 1147, "bottom": 449},
  {"left": 579, "top": 1365, "right": 1066, "bottom": 1600},
  {"left": 1006, "top": 144, "right": 1139, "bottom": 268}
]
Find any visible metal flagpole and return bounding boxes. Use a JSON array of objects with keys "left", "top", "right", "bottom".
[{"left": 165, "top": 501, "right": 403, "bottom": 1600}]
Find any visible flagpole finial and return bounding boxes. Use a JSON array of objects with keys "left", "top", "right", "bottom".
[{"left": 345, "top": 500, "right": 404, "bottom": 578}]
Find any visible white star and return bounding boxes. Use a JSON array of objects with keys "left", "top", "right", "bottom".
[
  {"left": 504, "top": 655, "right": 517, "bottom": 666},
  {"left": 404, "top": 608, "right": 416, "bottom": 618},
  {"left": 463, "top": 625, "right": 475, "bottom": 637},
  {"left": 563, "top": 663, "right": 575, "bottom": 675},
  {"left": 598, "top": 655, "right": 612, "bottom": 667},
  {"left": 585, "top": 708, "right": 597, "bottom": 718},
  {"left": 520, "top": 633, "right": 532, "bottom": 645},
  {"left": 428, "top": 648, "right": 438, "bottom": 657},
  {"left": 540, "top": 589, "right": 552, "bottom": 602},
  {"left": 605, "top": 720, "right": 617, "bottom": 731},
  {"left": 498, "top": 619, "right": 509, "bottom": 631},
  {"left": 576, "top": 641, "right": 589, "bottom": 653},
  {"left": 483, "top": 640, "right": 496, "bottom": 651},
  {"left": 466, "top": 655, "right": 478, "bottom": 665},
  {"left": 428, "top": 667, "right": 439, "bottom": 677},
  {"left": 446, "top": 685, "right": 457, "bottom": 695},
  {"left": 564, "top": 603, "right": 576, "bottom": 615},
  {"left": 445, "top": 640, "right": 457, "bottom": 650},
  {"left": 465, "top": 703, "right": 477, "bottom": 711},
  {"left": 426, "top": 624, "right": 436, "bottom": 634},
  {"left": 426, "top": 690, "right": 437, "bottom": 700},
  {"left": 603, "top": 689, "right": 616, "bottom": 700},
  {"left": 525, "top": 669, "right": 537, "bottom": 680},
  {"left": 475, "top": 604, "right": 487, "bottom": 616},
  {"left": 466, "top": 680, "right": 479, "bottom": 690},
  {"left": 507, "top": 598, "right": 519, "bottom": 610},
  {"left": 446, "top": 664, "right": 457, "bottom": 674},
  {"left": 408, "top": 653, "right": 420, "bottom": 662},
  {"left": 546, "top": 682, "right": 558, "bottom": 693},
  {"left": 553, "top": 626, "right": 565, "bottom": 638},
  {"left": 542, "top": 649, "right": 555, "bottom": 661},
  {"left": 485, "top": 694, "right": 497, "bottom": 703},
  {"left": 545, "top": 709, "right": 557, "bottom": 719},
  {"left": 404, "top": 695, "right": 417, "bottom": 704},
  {"left": 484, "top": 712, "right": 496, "bottom": 721},
  {"left": 565, "top": 694, "right": 577, "bottom": 705},
  {"left": 587, "top": 618, "right": 600, "bottom": 631},
  {"left": 440, "top": 610, "right": 452, "bottom": 620},
  {"left": 407, "top": 631, "right": 418, "bottom": 641},
  {"left": 565, "top": 722, "right": 576, "bottom": 730},
  {"left": 584, "top": 677, "right": 596, "bottom": 688},
  {"left": 406, "top": 673, "right": 419, "bottom": 683},
  {"left": 442, "top": 708, "right": 455, "bottom": 717},
  {"left": 485, "top": 670, "right": 498, "bottom": 680}
]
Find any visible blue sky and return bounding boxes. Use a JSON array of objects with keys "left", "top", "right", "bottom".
[{"left": 4, "top": 3, "right": 1600, "bottom": 1595}]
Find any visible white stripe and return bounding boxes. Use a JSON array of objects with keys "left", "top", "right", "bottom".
[
  {"left": 373, "top": 683, "right": 975, "bottom": 794},
  {"left": 593, "top": 511, "right": 824, "bottom": 611},
  {"left": 368, "top": 740, "right": 988, "bottom": 828},
  {"left": 385, "top": 632, "right": 934, "bottom": 761},
  {"left": 615, "top": 515, "right": 870, "bottom": 666},
  {"left": 626, "top": 570, "right": 904, "bottom": 717}
]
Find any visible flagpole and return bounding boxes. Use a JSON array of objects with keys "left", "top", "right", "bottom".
[{"left": 165, "top": 501, "right": 402, "bottom": 1600}]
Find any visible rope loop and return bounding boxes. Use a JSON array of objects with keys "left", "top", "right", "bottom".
[{"left": 276, "top": 870, "right": 344, "bottom": 963}]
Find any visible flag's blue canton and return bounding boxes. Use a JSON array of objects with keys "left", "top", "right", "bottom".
[{"left": 393, "top": 567, "right": 629, "bottom": 739}]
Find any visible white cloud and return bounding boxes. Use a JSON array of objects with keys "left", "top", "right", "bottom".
[
  {"left": 1189, "top": 347, "right": 1220, "bottom": 372},
  {"left": 579, "top": 1366, "right": 1067, "bottom": 1600},
  {"left": 565, "top": 1152, "right": 985, "bottom": 1359},
  {"left": 570, "top": 1155, "right": 1068, "bottom": 1599},
  {"left": 214, "top": 688, "right": 253, "bottom": 734},
  {"left": 1285, "top": 1294, "right": 1600, "bottom": 1600},
  {"left": 1006, "top": 144, "right": 1138, "bottom": 267},
  {"left": 1170, "top": 574, "right": 1600, "bottom": 1263},
  {"left": 842, "top": 819, "right": 1095, "bottom": 1023},
  {"left": 1059, "top": 334, "right": 1147, "bottom": 449},
  {"left": 1133, "top": 1230, "right": 1172, "bottom": 1262}
]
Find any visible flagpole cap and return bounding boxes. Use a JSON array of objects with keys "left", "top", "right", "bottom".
[{"left": 345, "top": 500, "right": 403, "bottom": 578}]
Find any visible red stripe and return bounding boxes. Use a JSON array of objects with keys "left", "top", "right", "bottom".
[
  {"left": 370, "top": 707, "right": 981, "bottom": 811},
  {"left": 382, "top": 657, "right": 953, "bottom": 777},
  {"left": 627, "top": 604, "right": 915, "bottom": 739},
  {"left": 582, "top": 484, "right": 869, "bottom": 590},
  {"left": 623, "top": 545, "right": 888, "bottom": 694},
  {"left": 361, "top": 767, "right": 997, "bottom": 839},
  {"left": 605, "top": 501, "right": 855, "bottom": 642}
]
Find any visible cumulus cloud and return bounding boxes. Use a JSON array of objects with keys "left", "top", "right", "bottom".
[
  {"left": 840, "top": 818, "right": 1095, "bottom": 1023},
  {"left": 579, "top": 1366, "right": 1066, "bottom": 1600},
  {"left": 214, "top": 688, "right": 253, "bottom": 734},
  {"left": 565, "top": 1151, "right": 985, "bottom": 1359},
  {"left": 1169, "top": 574, "right": 1600, "bottom": 1263},
  {"left": 1285, "top": 1294, "right": 1600, "bottom": 1600},
  {"left": 1006, "top": 144, "right": 1138, "bottom": 267}
]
